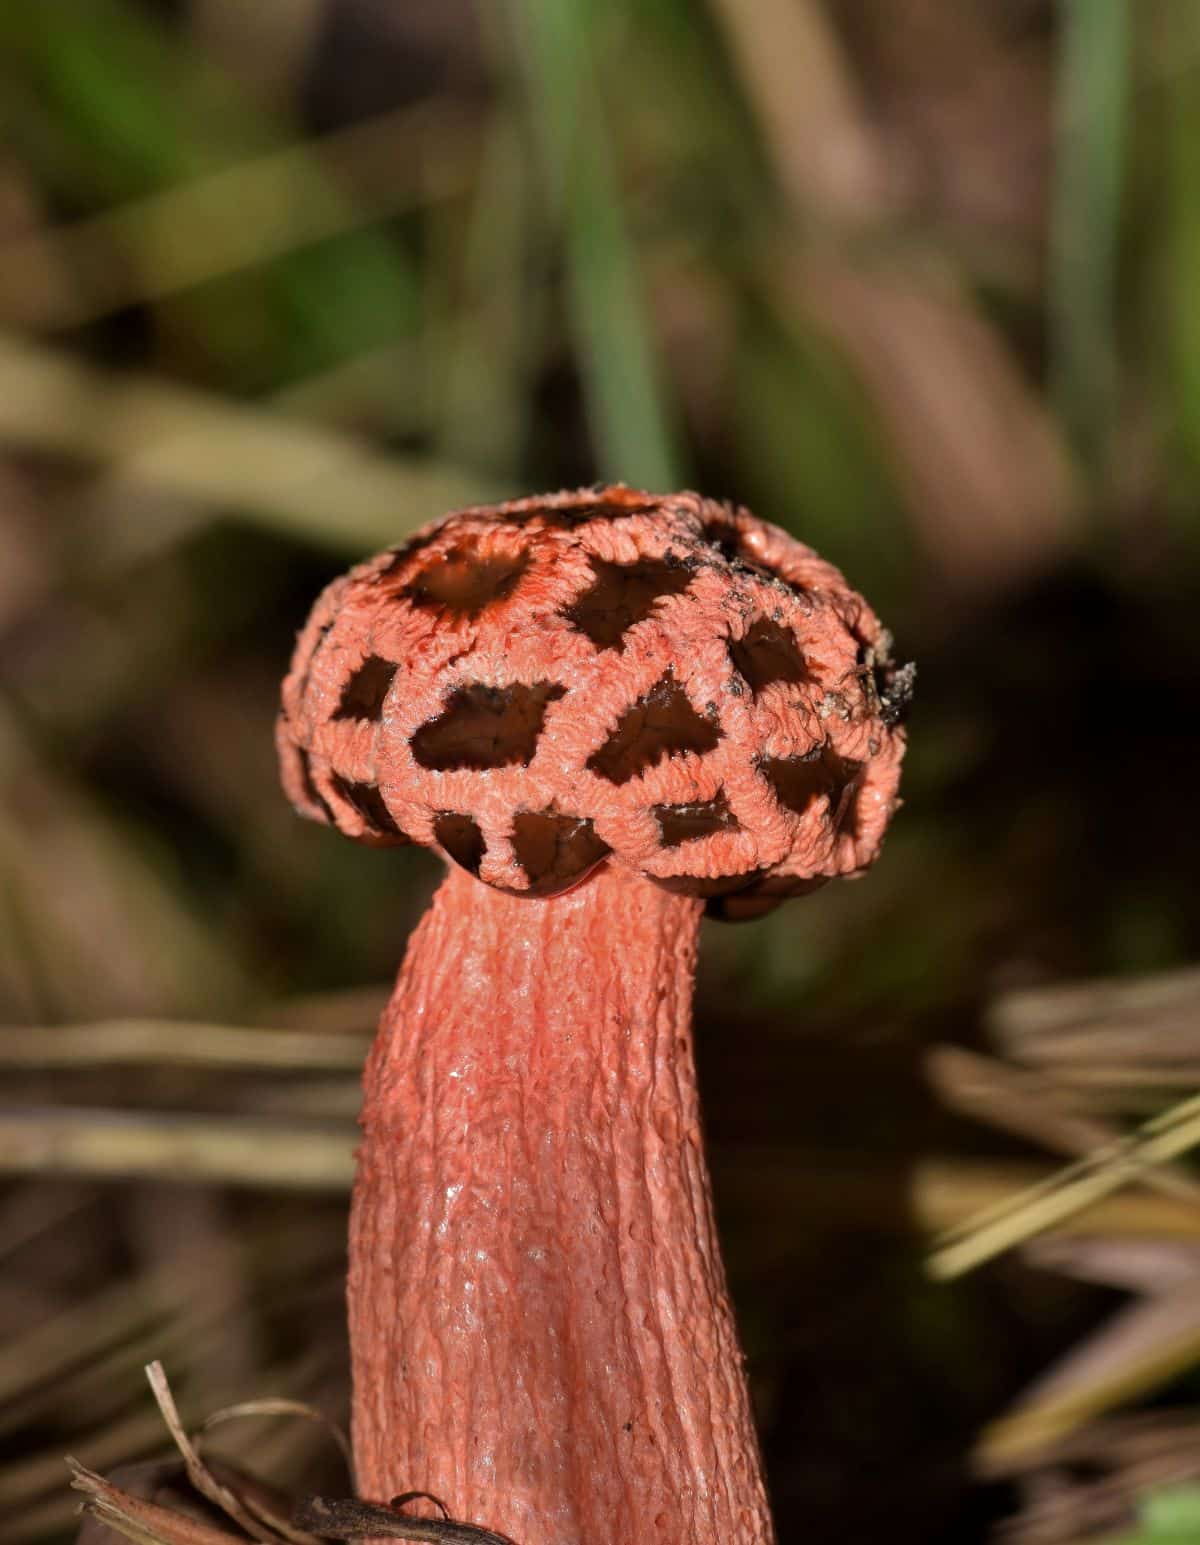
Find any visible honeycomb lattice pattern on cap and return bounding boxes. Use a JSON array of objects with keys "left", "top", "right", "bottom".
[
  {"left": 334, "top": 657, "right": 396, "bottom": 722},
  {"left": 564, "top": 557, "right": 696, "bottom": 651},
  {"left": 277, "top": 486, "right": 908, "bottom": 916},
  {"left": 411, "top": 683, "right": 567, "bottom": 772}
]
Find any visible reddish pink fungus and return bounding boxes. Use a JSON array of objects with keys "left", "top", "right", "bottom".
[{"left": 278, "top": 487, "right": 909, "bottom": 1543}]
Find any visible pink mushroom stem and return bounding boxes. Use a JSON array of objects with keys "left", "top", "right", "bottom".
[{"left": 351, "top": 861, "right": 773, "bottom": 1544}]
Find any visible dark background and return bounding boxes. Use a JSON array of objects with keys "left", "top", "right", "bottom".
[{"left": 2, "top": 2, "right": 1199, "bottom": 1541}]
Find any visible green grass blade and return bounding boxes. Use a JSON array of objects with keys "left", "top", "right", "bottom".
[
  {"left": 1050, "top": 0, "right": 1131, "bottom": 466},
  {"left": 510, "top": 0, "right": 682, "bottom": 489}
]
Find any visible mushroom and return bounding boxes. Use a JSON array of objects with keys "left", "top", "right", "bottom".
[{"left": 277, "top": 487, "right": 909, "bottom": 1545}]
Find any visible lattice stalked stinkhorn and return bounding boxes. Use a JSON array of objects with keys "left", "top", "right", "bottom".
[{"left": 277, "top": 487, "right": 909, "bottom": 1544}]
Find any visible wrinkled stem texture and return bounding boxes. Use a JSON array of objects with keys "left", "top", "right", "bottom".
[{"left": 350, "top": 862, "right": 774, "bottom": 1545}]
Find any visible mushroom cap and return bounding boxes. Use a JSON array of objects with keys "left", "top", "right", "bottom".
[{"left": 278, "top": 487, "right": 909, "bottom": 917}]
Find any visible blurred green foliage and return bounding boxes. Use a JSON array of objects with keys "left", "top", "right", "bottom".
[{"left": 1114, "top": 1488, "right": 1200, "bottom": 1544}]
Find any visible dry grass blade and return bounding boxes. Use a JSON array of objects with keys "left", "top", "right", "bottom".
[
  {"left": 1040, "top": 1066, "right": 1200, "bottom": 1095},
  {"left": 0, "top": 1180, "right": 93, "bottom": 1261},
  {"left": 915, "top": 1161, "right": 1200, "bottom": 1252},
  {"left": 990, "top": 966, "right": 1200, "bottom": 1068},
  {"left": 0, "top": 100, "right": 478, "bottom": 330},
  {"left": 927, "top": 1045, "right": 1200, "bottom": 1203},
  {"left": 714, "top": 1151, "right": 1200, "bottom": 1241},
  {"left": 778, "top": 252, "right": 1081, "bottom": 595},
  {"left": 199, "top": 1400, "right": 353, "bottom": 1490},
  {"left": 0, "top": 1221, "right": 335, "bottom": 1431},
  {"left": 0, "top": 1289, "right": 237, "bottom": 1444},
  {"left": 989, "top": 1411, "right": 1200, "bottom": 1540},
  {"left": 977, "top": 1276, "right": 1200, "bottom": 1469},
  {"left": 0, "top": 1107, "right": 356, "bottom": 1189},
  {"left": 257, "top": 986, "right": 390, "bottom": 1035},
  {"left": 980, "top": 1409, "right": 1200, "bottom": 1480},
  {"left": 12, "top": 1489, "right": 105, "bottom": 1545},
  {"left": 708, "top": 0, "right": 892, "bottom": 220},
  {"left": 69, "top": 1458, "right": 248, "bottom": 1545},
  {"left": 0, "top": 701, "right": 244, "bottom": 1021},
  {"left": 998, "top": 1463, "right": 1200, "bottom": 1545},
  {"left": 2, "top": 1411, "right": 170, "bottom": 1515},
  {"left": 0, "top": 1264, "right": 175, "bottom": 1413},
  {"left": 0, "top": 1020, "right": 369, "bottom": 1071},
  {"left": 1024, "top": 1236, "right": 1200, "bottom": 1294},
  {"left": 0, "top": 330, "right": 496, "bottom": 553},
  {"left": 928, "top": 1091, "right": 1200, "bottom": 1279},
  {"left": 146, "top": 1363, "right": 318, "bottom": 1545}
]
